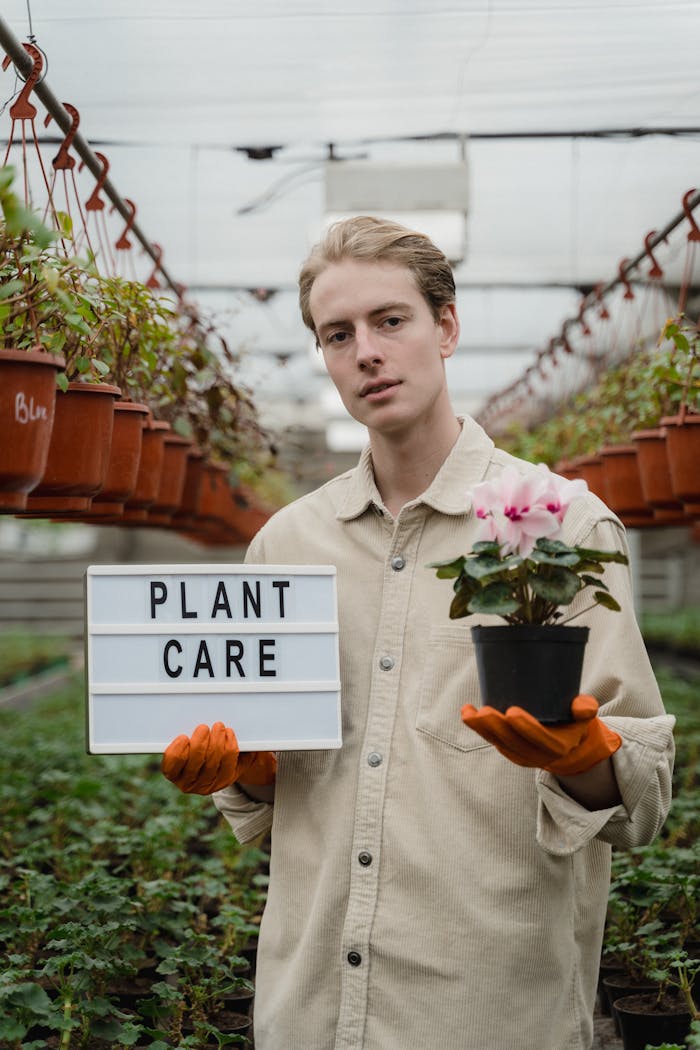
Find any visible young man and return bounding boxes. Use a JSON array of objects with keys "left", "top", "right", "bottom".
[{"left": 162, "top": 216, "right": 675, "bottom": 1050}]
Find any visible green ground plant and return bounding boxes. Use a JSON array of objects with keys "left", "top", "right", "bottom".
[
  {"left": 0, "top": 675, "right": 264, "bottom": 1048},
  {"left": 602, "top": 658, "right": 700, "bottom": 1046},
  {"left": 641, "top": 606, "right": 700, "bottom": 653},
  {"left": 0, "top": 630, "right": 71, "bottom": 688},
  {"left": 1, "top": 638, "right": 698, "bottom": 1047}
]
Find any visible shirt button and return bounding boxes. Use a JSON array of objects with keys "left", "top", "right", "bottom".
[
  {"left": 367, "top": 752, "right": 383, "bottom": 767},
  {"left": 347, "top": 951, "right": 362, "bottom": 966},
  {"left": 358, "top": 851, "right": 373, "bottom": 866},
  {"left": 379, "top": 655, "right": 394, "bottom": 671},
  {"left": 391, "top": 555, "right": 406, "bottom": 571}
]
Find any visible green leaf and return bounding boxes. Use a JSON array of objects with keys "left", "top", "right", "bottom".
[
  {"left": 6, "top": 982, "right": 52, "bottom": 1013},
  {"left": 471, "top": 540, "right": 501, "bottom": 554},
  {"left": 0, "top": 279, "right": 24, "bottom": 300},
  {"left": 574, "top": 560, "right": 604, "bottom": 574},
  {"left": 0, "top": 1020, "right": 26, "bottom": 1039},
  {"left": 55, "top": 211, "right": 73, "bottom": 238},
  {"left": 581, "top": 574, "right": 609, "bottom": 590},
  {"left": 428, "top": 556, "right": 465, "bottom": 578},
  {"left": 534, "top": 538, "right": 574, "bottom": 555},
  {"left": 449, "top": 588, "right": 472, "bottom": 619},
  {"left": 593, "top": 591, "right": 622, "bottom": 611},
  {"left": 56, "top": 372, "right": 69, "bottom": 392},
  {"left": 575, "top": 547, "right": 628, "bottom": 565},
  {"left": 529, "top": 549, "right": 580, "bottom": 567},
  {"left": 0, "top": 164, "right": 16, "bottom": 192},
  {"left": 530, "top": 566, "right": 582, "bottom": 604},
  {"left": 463, "top": 555, "right": 506, "bottom": 580},
  {"left": 468, "top": 582, "right": 521, "bottom": 616}
]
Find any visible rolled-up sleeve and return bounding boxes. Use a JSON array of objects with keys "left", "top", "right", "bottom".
[
  {"left": 212, "top": 783, "right": 274, "bottom": 843},
  {"left": 536, "top": 713, "right": 675, "bottom": 855}
]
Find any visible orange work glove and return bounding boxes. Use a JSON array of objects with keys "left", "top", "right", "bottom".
[
  {"left": 460, "top": 695, "right": 622, "bottom": 776},
  {"left": 161, "top": 721, "right": 277, "bottom": 795}
]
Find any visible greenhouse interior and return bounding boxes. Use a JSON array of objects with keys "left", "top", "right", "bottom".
[{"left": 1, "top": 2, "right": 699, "bottom": 1048}]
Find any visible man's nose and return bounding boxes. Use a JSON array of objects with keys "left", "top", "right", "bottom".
[{"left": 354, "top": 324, "right": 384, "bottom": 368}]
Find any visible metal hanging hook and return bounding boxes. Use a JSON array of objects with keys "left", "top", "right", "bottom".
[
  {"left": 594, "top": 283, "right": 610, "bottom": 320},
  {"left": 560, "top": 328, "right": 574, "bottom": 354},
  {"left": 80, "top": 152, "right": 110, "bottom": 212},
  {"left": 617, "top": 259, "right": 635, "bottom": 300},
  {"left": 644, "top": 231, "right": 664, "bottom": 279},
  {"left": 547, "top": 337, "right": 559, "bottom": 367},
  {"left": 145, "top": 243, "right": 163, "bottom": 288},
  {"left": 681, "top": 189, "right": 700, "bottom": 243},
  {"left": 113, "top": 198, "right": 137, "bottom": 250},
  {"left": 44, "top": 103, "right": 80, "bottom": 170},
  {"left": 577, "top": 300, "right": 591, "bottom": 337},
  {"left": 2, "top": 41, "right": 43, "bottom": 120}
]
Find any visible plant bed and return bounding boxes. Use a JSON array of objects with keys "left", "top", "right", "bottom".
[
  {"left": 0, "top": 630, "right": 71, "bottom": 689},
  {"left": 0, "top": 678, "right": 265, "bottom": 1048}
]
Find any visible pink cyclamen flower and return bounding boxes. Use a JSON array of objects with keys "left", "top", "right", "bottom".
[
  {"left": 468, "top": 464, "right": 588, "bottom": 558},
  {"left": 538, "top": 469, "right": 588, "bottom": 524}
]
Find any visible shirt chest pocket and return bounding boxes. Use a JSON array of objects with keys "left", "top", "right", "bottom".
[{"left": 415, "top": 626, "right": 491, "bottom": 752}]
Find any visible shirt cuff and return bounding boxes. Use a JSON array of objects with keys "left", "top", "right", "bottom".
[
  {"left": 535, "top": 714, "right": 676, "bottom": 856},
  {"left": 212, "top": 782, "right": 274, "bottom": 843}
]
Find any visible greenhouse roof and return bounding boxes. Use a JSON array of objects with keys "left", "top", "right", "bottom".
[{"left": 2, "top": 0, "right": 700, "bottom": 444}]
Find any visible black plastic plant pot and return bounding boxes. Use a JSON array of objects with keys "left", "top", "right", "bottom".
[
  {"left": 471, "top": 624, "right": 590, "bottom": 724},
  {"left": 613, "top": 992, "right": 692, "bottom": 1050}
]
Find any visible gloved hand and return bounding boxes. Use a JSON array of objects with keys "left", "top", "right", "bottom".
[
  {"left": 460, "top": 695, "right": 621, "bottom": 776},
  {"left": 161, "top": 721, "right": 277, "bottom": 794}
]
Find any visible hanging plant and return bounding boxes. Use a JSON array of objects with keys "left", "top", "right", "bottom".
[
  {"left": 95, "top": 274, "right": 180, "bottom": 403},
  {"left": 0, "top": 166, "right": 110, "bottom": 387}
]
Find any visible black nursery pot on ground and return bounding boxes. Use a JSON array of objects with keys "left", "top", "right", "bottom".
[
  {"left": 471, "top": 624, "right": 589, "bottom": 723},
  {"left": 613, "top": 991, "right": 693, "bottom": 1050}
]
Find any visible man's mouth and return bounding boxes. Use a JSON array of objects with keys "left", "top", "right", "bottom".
[{"left": 360, "top": 380, "right": 400, "bottom": 397}]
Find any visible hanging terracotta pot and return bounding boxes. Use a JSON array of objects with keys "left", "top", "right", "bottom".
[
  {"left": 86, "top": 401, "right": 151, "bottom": 519},
  {"left": 172, "top": 447, "right": 205, "bottom": 530},
  {"left": 147, "top": 433, "right": 192, "bottom": 526},
  {"left": 0, "top": 348, "right": 65, "bottom": 513},
  {"left": 122, "top": 419, "right": 169, "bottom": 523},
  {"left": 572, "top": 454, "right": 608, "bottom": 502},
  {"left": 631, "top": 427, "right": 691, "bottom": 526},
  {"left": 554, "top": 459, "right": 582, "bottom": 481},
  {"left": 599, "top": 444, "right": 654, "bottom": 527},
  {"left": 196, "top": 462, "right": 231, "bottom": 526},
  {"left": 661, "top": 413, "right": 700, "bottom": 518},
  {"left": 24, "top": 381, "right": 121, "bottom": 516},
  {"left": 227, "top": 484, "right": 271, "bottom": 542},
  {"left": 181, "top": 462, "right": 237, "bottom": 546}
]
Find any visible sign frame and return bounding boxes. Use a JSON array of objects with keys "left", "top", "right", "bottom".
[{"left": 85, "top": 564, "right": 341, "bottom": 755}]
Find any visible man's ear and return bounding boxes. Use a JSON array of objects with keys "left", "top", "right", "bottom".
[{"left": 438, "top": 303, "right": 460, "bottom": 360}]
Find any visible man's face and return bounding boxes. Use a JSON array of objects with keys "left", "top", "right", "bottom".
[{"left": 309, "top": 258, "right": 459, "bottom": 438}]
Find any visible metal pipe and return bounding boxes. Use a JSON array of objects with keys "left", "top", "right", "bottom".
[{"left": 0, "top": 14, "right": 181, "bottom": 295}]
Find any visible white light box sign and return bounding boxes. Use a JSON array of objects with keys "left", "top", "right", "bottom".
[{"left": 85, "top": 565, "right": 341, "bottom": 755}]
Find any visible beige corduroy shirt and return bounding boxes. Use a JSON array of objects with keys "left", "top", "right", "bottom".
[{"left": 214, "top": 416, "right": 675, "bottom": 1050}]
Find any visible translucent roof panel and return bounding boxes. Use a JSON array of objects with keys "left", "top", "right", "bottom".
[{"left": 2, "top": 0, "right": 699, "bottom": 442}]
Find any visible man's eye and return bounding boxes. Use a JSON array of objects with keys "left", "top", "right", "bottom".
[
  {"left": 327, "top": 331, "right": 348, "bottom": 345},
  {"left": 383, "top": 316, "right": 402, "bottom": 328}
]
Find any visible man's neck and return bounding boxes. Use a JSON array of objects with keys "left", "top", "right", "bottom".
[{"left": 370, "top": 414, "right": 462, "bottom": 517}]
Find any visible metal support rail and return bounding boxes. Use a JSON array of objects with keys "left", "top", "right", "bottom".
[{"left": 0, "top": 13, "right": 181, "bottom": 296}]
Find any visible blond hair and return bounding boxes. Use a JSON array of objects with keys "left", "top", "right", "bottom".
[{"left": 299, "top": 215, "right": 456, "bottom": 336}]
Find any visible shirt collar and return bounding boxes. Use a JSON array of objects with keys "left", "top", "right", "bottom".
[{"left": 336, "top": 416, "right": 495, "bottom": 521}]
